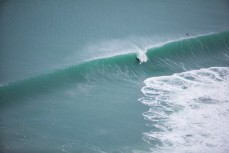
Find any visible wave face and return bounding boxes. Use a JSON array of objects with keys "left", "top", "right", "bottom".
[
  {"left": 1, "top": 31, "right": 229, "bottom": 90},
  {"left": 139, "top": 67, "right": 229, "bottom": 153},
  {"left": 0, "top": 31, "right": 229, "bottom": 153}
]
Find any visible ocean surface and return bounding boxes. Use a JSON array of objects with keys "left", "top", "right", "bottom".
[{"left": 1, "top": 0, "right": 229, "bottom": 153}]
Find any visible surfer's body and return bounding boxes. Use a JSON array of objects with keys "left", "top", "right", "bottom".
[{"left": 136, "top": 51, "right": 148, "bottom": 64}]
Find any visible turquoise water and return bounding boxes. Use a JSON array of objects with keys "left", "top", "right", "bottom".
[{"left": 1, "top": 1, "right": 229, "bottom": 153}]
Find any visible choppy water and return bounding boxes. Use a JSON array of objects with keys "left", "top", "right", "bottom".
[{"left": 0, "top": 0, "right": 229, "bottom": 153}]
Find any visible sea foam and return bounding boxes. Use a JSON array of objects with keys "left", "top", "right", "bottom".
[{"left": 139, "top": 67, "right": 229, "bottom": 153}]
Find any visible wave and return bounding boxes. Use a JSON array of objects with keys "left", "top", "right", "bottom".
[{"left": 1, "top": 31, "right": 229, "bottom": 102}]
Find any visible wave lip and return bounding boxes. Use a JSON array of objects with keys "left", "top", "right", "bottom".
[{"left": 139, "top": 67, "right": 229, "bottom": 153}]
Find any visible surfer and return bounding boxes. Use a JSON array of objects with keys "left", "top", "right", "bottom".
[
  {"left": 136, "top": 57, "right": 140, "bottom": 63},
  {"left": 186, "top": 33, "right": 189, "bottom": 36},
  {"left": 136, "top": 51, "right": 148, "bottom": 64}
]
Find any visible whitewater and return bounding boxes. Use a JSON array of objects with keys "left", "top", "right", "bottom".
[{"left": 140, "top": 67, "right": 229, "bottom": 153}]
